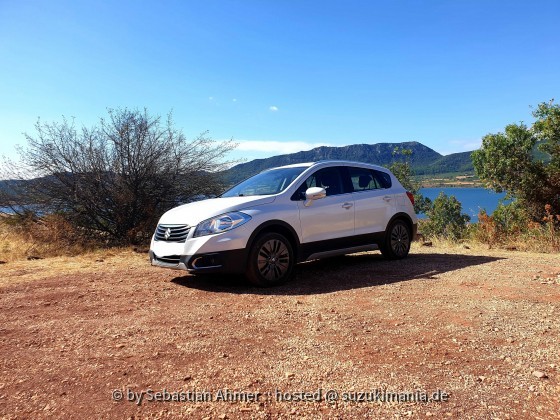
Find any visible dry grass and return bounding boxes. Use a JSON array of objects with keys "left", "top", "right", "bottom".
[
  {"left": 421, "top": 230, "right": 560, "bottom": 254},
  {"left": 466, "top": 206, "right": 560, "bottom": 253},
  {"left": 0, "top": 214, "right": 146, "bottom": 286},
  {"left": 0, "top": 248, "right": 143, "bottom": 287},
  {"left": 0, "top": 214, "right": 104, "bottom": 262}
]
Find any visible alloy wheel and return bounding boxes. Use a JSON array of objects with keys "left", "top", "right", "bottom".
[
  {"left": 257, "top": 239, "right": 290, "bottom": 281},
  {"left": 390, "top": 223, "right": 410, "bottom": 258}
]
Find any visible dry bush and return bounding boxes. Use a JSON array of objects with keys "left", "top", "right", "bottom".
[
  {"left": 471, "top": 211, "right": 498, "bottom": 248},
  {"left": 536, "top": 204, "right": 560, "bottom": 252},
  {"left": 468, "top": 203, "right": 560, "bottom": 253}
]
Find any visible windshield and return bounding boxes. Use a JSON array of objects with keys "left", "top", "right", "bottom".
[{"left": 221, "top": 167, "right": 308, "bottom": 197}]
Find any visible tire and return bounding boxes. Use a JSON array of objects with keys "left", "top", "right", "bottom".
[
  {"left": 246, "top": 232, "right": 294, "bottom": 287},
  {"left": 380, "top": 219, "right": 411, "bottom": 260}
]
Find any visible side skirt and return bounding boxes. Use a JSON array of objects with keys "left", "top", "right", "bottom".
[{"left": 298, "top": 232, "right": 385, "bottom": 262}]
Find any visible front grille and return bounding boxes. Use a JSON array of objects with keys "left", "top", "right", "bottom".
[
  {"left": 154, "top": 254, "right": 181, "bottom": 265},
  {"left": 154, "top": 224, "right": 190, "bottom": 242}
]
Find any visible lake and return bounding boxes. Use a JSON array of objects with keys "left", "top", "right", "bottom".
[{"left": 418, "top": 187, "right": 508, "bottom": 222}]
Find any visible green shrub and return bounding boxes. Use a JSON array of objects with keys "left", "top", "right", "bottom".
[
  {"left": 422, "top": 192, "right": 470, "bottom": 240},
  {"left": 492, "top": 200, "right": 529, "bottom": 236}
]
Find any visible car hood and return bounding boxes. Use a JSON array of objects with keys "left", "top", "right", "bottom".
[{"left": 158, "top": 195, "right": 276, "bottom": 226}]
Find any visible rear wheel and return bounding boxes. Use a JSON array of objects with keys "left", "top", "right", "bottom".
[
  {"left": 246, "top": 232, "right": 294, "bottom": 287},
  {"left": 380, "top": 219, "right": 411, "bottom": 260}
]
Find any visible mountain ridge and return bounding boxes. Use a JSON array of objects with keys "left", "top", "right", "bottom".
[
  {"left": 0, "top": 142, "right": 475, "bottom": 193},
  {"left": 223, "top": 141, "right": 474, "bottom": 184}
]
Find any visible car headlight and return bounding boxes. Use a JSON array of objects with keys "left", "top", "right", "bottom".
[{"left": 193, "top": 212, "right": 252, "bottom": 237}]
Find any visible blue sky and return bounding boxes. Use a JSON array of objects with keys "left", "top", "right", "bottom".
[{"left": 1, "top": 0, "right": 559, "bottom": 163}]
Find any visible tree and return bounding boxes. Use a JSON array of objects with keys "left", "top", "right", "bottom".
[
  {"left": 389, "top": 146, "right": 432, "bottom": 214},
  {"left": 0, "top": 108, "right": 237, "bottom": 243},
  {"left": 472, "top": 100, "right": 560, "bottom": 219},
  {"left": 422, "top": 192, "right": 470, "bottom": 240},
  {"left": 533, "top": 100, "right": 560, "bottom": 193}
]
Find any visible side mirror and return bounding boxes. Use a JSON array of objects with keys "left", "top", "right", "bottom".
[{"left": 304, "top": 187, "right": 326, "bottom": 206}]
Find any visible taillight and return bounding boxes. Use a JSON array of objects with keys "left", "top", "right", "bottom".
[{"left": 406, "top": 191, "right": 415, "bottom": 206}]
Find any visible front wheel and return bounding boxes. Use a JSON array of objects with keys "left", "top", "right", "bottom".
[
  {"left": 245, "top": 232, "right": 294, "bottom": 287},
  {"left": 380, "top": 220, "right": 411, "bottom": 260}
]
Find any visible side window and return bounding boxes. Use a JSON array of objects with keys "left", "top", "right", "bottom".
[
  {"left": 348, "top": 167, "right": 392, "bottom": 191},
  {"left": 373, "top": 170, "right": 392, "bottom": 189},
  {"left": 291, "top": 167, "right": 346, "bottom": 200},
  {"left": 349, "top": 167, "right": 377, "bottom": 191}
]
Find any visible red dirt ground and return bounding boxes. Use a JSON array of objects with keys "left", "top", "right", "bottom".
[{"left": 0, "top": 245, "right": 559, "bottom": 418}]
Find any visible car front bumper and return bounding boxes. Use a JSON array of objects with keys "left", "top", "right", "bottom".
[
  {"left": 149, "top": 222, "right": 255, "bottom": 274},
  {"left": 149, "top": 248, "right": 248, "bottom": 274}
]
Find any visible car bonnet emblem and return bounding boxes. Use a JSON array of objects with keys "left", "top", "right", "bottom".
[{"left": 165, "top": 228, "right": 171, "bottom": 240}]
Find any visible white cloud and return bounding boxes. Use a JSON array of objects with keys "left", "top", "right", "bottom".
[
  {"left": 236, "top": 140, "right": 332, "bottom": 154},
  {"left": 269, "top": 106, "right": 279, "bottom": 112}
]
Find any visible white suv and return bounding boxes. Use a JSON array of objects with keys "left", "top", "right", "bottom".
[{"left": 149, "top": 160, "right": 417, "bottom": 286}]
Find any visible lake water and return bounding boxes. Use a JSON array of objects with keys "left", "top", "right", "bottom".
[{"left": 418, "top": 187, "right": 508, "bottom": 222}]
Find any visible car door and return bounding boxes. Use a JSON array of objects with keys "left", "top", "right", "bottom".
[
  {"left": 348, "top": 166, "right": 396, "bottom": 235},
  {"left": 294, "top": 166, "right": 355, "bottom": 244}
]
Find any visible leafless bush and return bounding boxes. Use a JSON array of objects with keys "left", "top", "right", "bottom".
[{"left": 0, "top": 108, "right": 237, "bottom": 244}]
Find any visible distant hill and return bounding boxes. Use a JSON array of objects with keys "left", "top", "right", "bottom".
[
  {"left": 415, "top": 151, "right": 475, "bottom": 176},
  {"left": 0, "top": 142, "right": 476, "bottom": 195},
  {"left": 222, "top": 141, "right": 474, "bottom": 184}
]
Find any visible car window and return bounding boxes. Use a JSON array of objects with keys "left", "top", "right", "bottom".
[
  {"left": 349, "top": 167, "right": 379, "bottom": 191},
  {"left": 222, "top": 167, "right": 307, "bottom": 197},
  {"left": 348, "top": 167, "right": 392, "bottom": 191},
  {"left": 373, "top": 169, "right": 392, "bottom": 189},
  {"left": 292, "top": 167, "right": 347, "bottom": 200}
]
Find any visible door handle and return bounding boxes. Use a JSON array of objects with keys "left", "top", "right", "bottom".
[
  {"left": 383, "top": 195, "right": 392, "bottom": 202},
  {"left": 342, "top": 202, "right": 353, "bottom": 209}
]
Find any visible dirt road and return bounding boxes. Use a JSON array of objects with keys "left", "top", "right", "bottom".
[{"left": 1, "top": 244, "right": 559, "bottom": 418}]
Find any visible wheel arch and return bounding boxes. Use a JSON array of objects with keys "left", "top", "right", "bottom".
[
  {"left": 385, "top": 212, "right": 416, "bottom": 238},
  {"left": 245, "top": 220, "right": 301, "bottom": 261}
]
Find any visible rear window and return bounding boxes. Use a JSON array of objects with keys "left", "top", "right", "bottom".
[{"left": 374, "top": 170, "right": 392, "bottom": 189}]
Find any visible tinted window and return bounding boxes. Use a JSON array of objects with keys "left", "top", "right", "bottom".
[
  {"left": 374, "top": 170, "right": 392, "bottom": 188},
  {"left": 348, "top": 167, "right": 392, "bottom": 191},
  {"left": 292, "top": 167, "right": 347, "bottom": 200},
  {"left": 349, "top": 167, "right": 379, "bottom": 191}
]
